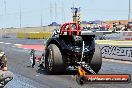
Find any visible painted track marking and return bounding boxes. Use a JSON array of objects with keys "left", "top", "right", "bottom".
[
  {"left": 14, "top": 44, "right": 22, "bottom": 46},
  {"left": 5, "top": 43, "right": 12, "bottom": 45},
  {"left": 0, "top": 41, "right": 44, "bottom": 51},
  {"left": 0, "top": 42, "right": 4, "bottom": 44},
  {"left": 16, "top": 44, "right": 44, "bottom": 51}
]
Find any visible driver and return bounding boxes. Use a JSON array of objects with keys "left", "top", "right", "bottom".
[
  {"left": 52, "top": 29, "right": 60, "bottom": 37},
  {"left": 0, "top": 51, "right": 13, "bottom": 87}
]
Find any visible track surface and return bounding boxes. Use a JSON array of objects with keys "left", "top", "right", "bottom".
[{"left": 0, "top": 38, "right": 132, "bottom": 88}]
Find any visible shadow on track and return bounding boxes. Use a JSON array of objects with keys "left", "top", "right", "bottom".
[{"left": 36, "top": 67, "right": 78, "bottom": 75}]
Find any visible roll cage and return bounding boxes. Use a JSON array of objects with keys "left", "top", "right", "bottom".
[{"left": 60, "top": 23, "right": 81, "bottom": 36}]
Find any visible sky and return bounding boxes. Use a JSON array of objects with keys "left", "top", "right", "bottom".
[{"left": 0, "top": 0, "right": 131, "bottom": 28}]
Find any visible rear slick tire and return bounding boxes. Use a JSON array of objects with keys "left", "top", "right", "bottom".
[
  {"left": 45, "top": 44, "right": 65, "bottom": 74},
  {"left": 89, "top": 44, "right": 102, "bottom": 73}
]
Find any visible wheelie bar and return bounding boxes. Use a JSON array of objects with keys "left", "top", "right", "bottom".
[{"left": 76, "top": 62, "right": 96, "bottom": 75}]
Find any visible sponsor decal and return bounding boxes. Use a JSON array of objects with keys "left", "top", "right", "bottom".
[
  {"left": 101, "top": 46, "right": 132, "bottom": 58},
  {"left": 76, "top": 74, "right": 131, "bottom": 85}
]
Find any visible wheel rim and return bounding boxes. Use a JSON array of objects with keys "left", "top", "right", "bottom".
[{"left": 47, "top": 49, "right": 53, "bottom": 71}]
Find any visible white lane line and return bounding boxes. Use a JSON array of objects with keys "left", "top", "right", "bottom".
[
  {"left": 12, "top": 46, "right": 16, "bottom": 47},
  {"left": 14, "top": 44, "right": 22, "bottom": 46},
  {"left": 103, "top": 58, "right": 132, "bottom": 64},
  {"left": 0, "top": 42, "right": 4, "bottom": 44},
  {"left": 5, "top": 43, "right": 12, "bottom": 45}
]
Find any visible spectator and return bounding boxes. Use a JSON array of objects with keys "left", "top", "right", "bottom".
[
  {"left": 0, "top": 51, "right": 13, "bottom": 87},
  {"left": 113, "top": 23, "right": 115, "bottom": 27}
]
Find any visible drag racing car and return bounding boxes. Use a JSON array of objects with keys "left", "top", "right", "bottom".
[{"left": 43, "top": 22, "right": 102, "bottom": 74}]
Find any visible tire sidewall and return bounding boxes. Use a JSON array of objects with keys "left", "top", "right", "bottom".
[{"left": 45, "top": 44, "right": 65, "bottom": 74}]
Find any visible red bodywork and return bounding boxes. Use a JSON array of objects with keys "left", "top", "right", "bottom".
[{"left": 60, "top": 22, "right": 81, "bottom": 35}]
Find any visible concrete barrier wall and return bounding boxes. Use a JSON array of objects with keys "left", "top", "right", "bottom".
[
  {"left": 0, "top": 26, "right": 58, "bottom": 33},
  {"left": 17, "top": 32, "right": 52, "bottom": 39}
]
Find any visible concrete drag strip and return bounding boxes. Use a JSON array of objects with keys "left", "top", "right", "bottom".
[
  {"left": 1, "top": 39, "right": 132, "bottom": 88},
  {"left": 5, "top": 73, "right": 50, "bottom": 88}
]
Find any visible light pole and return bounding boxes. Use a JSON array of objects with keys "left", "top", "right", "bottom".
[
  {"left": 40, "top": 0, "right": 43, "bottom": 27},
  {"left": 19, "top": 0, "right": 22, "bottom": 28},
  {"left": 20, "top": 7, "right": 22, "bottom": 28},
  {"left": 4, "top": 0, "right": 6, "bottom": 28},
  {"left": 128, "top": 0, "right": 131, "bottom": 22},
  {"left": 4, "top": 0, "right": 6, "bottom": 17},
  {"left": 3, "top": 0, "right": 7, "bottom": 38},
  {"left": 50, "top": 2, "right": 53, "bottom": 23}
]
